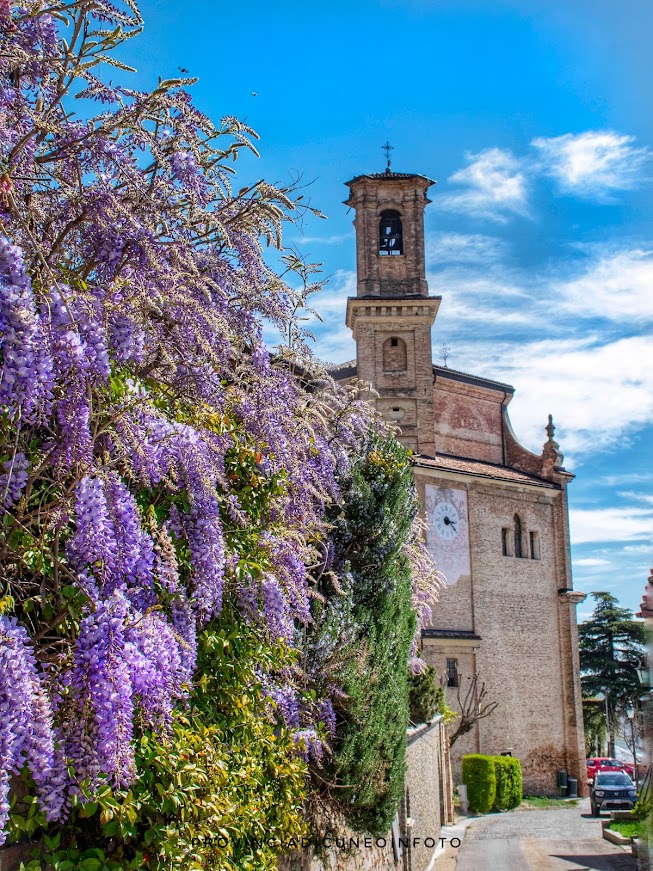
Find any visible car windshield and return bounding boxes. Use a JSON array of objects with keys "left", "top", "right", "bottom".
[
  {"left": 600, "top": 760, "right": 622, "bottom": 767},
  {"left": 595, "top": 773, "right": 632, "bottom": 786}
]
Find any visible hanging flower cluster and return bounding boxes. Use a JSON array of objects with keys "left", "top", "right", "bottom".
[{"left": 0, "top": 0, "right": 442, "bottom": 845}]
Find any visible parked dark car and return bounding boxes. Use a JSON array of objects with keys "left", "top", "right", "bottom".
[{"left": 590, "top": 771, "right": 638, "bottom": 816}]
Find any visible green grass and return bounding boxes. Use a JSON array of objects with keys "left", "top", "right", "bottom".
[
  {"left": 607, "top": 820, "right": 646, "bottom": 840},
  {"left": 521, "top": 795, "right": 579, "bottom": 808}
]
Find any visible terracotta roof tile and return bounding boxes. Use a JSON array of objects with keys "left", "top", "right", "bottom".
[{"left": 414, "top": 453, "right": 560, "bottom": 489}]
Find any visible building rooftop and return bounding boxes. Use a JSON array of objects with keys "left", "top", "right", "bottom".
[
  {"left": 326, "top": 359, "right": 515, "bottom": 394},
  {"left": 327, "top": 359, "right": 357, "bottom": 379},
  {"left": 414, "top": 453, "right": 560, "bottom": 489},
  {"left": 346, "top": 170, "right": 435, "bottom": 185},
  {"left": 433, "top": 364, "right": 514, "bottom": 394}
]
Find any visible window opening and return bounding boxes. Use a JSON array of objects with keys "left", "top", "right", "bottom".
[
  {"left": 446, "top": 658, "right": 458, "bottom": 688},
  {"left": 514, "top": 514, "right": 524, "bottom": 558},
  {"left": 379, "top": 209, "right": 403, "bottom": 255},
  {"left": 530, "top": 530, "right": 540, "bottom": 560},
  {"left": 502, "top": 528, "right": 511, "bottom": 557}
]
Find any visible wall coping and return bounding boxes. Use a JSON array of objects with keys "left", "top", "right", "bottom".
[{"left": 407, "top": 714, "right": 443, "bottom": 746}]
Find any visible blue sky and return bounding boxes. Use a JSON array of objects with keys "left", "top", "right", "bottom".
[{"left": 129, "top": 0, "right": 652, "bottom": 618}]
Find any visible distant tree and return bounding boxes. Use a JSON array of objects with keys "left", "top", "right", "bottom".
[
  {"left": 582, "top": 698, "right": 607, "bottom": 756},
  {"left": 579, "top": 592, "right": 646, "bottom": 756}
]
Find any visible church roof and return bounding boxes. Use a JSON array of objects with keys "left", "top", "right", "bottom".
[
  {"left": 326, "top": 359, "right": 515, "bottom": 395},
  {"left": 327, "top": 359, "right": 358, "bottom": 379},
  {"left": 346, "top": 170, "right": 435, "bottom": 185},
  {"left": 433, "top": 365, "right": 514, "bottom": 394},
  {"left": 414, "top": 453, "right": 561, "bottom": 489}
]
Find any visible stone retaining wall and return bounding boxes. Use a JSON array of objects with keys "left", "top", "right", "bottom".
[{"left": 279, "top": 716, "right": 452, "bottom": 871}]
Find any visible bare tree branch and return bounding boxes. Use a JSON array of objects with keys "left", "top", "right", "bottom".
[{"left": 448, "top": 673, "right": 498, "bottom": 747}]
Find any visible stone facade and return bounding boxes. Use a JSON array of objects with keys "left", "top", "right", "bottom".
[
  {"left": 331, "top": 168, "right": 588, "bottom": 796},
  {"left": 278, "top": 717, "right": 452, "bottom": 871}
]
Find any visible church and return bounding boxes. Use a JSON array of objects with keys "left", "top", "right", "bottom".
[{"left": 329, "top": 167, "right": 587, "bottom": 794}]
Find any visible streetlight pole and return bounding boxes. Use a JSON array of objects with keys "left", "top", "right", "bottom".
[{"left": 627, "top": 704, "right": 638, "bottom": 789}]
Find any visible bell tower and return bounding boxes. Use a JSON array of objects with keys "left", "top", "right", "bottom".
[{"left": 345, "top": 169, "right": 440, "bottom": 455}]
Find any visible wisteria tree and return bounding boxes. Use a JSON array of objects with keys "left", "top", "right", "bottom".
[{"left": 0, "top": 1, "right": 442, "bottom": 866}]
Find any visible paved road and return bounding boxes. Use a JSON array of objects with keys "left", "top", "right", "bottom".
[{"left": 451, "top": 799, "right": 637, "bottom": 871}]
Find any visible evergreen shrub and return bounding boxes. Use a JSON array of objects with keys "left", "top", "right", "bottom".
[
  {"left": 493, "top": 756, "right": 522, "bottom": 810},
  {"left": 408, "top": 665, "right": 444, "bottom": 725},
  {"left": 461, "top": 755, "right": 496, "bottom": 814},
  {"left": 318, "top": 433, "right": 420, "bottom": 835}
]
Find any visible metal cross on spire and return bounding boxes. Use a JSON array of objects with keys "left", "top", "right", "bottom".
[{"left": 382, "top": 141, "right": 394, "bottom": 172}]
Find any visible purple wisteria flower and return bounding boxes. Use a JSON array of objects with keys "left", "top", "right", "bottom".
[
  {"left": 0, "top": 237, "right": 54, "bottom": 424},
  {"left": 0, "top": 451, "right": 29, "bottom": 511},
  {"left": 0, "top": 617, "right": 66, "bottom": 844},
  {"left": 0, "top": 0, "right": 441, "bottom": 846}
]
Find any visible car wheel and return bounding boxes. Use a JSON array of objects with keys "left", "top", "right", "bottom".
[{"left": 591, "top": 802, "right": 599, "bottom": 817}]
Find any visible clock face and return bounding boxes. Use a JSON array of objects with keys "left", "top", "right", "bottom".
[
  {"left": 433, "top": 501, "right": 460, "bottom": 540},
  {"left": 424, "top": 485, "right": 471, "bottom": 587}
]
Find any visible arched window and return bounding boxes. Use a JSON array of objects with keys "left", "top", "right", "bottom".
[
  {"left": 382, "top": 336, "right": 407, "bottom": 371},
  {"left": 514, "top": 514, "right": 524, "bottom": 559},
  {"left": 379, "top": 209, "right": 403, "bottom": 256}
]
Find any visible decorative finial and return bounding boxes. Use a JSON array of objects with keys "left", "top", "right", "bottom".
[
  {"left": 382, "top": 141, "right": 394, "bottom": 173},
  {"left": 545, "top": 414, "right": 555, "bottom": 442},
  {"left": 440, "top": 343, "right": 451, "bottom": 368},
  {"left": 542, "top": 413, "right": 564, "bottom": 476}
]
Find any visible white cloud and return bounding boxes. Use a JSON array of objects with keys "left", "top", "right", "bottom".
[
  {"left": 456, "top": 334, "right": 653, "bottom": 457},
  {"left": 532, "top": 131, "right": 652, "bottom": 199},
  {"left": 286, "top": 232, "right": 353, "bottom": 246},
  {"left": 436, "top": 130, "right": 652, "bottom": 224},
  {"left": 436, "top": 148, "right": 530, "bottom": 222},
  {"left": 308, "top": 270, "right": 357, "bottom": 364},
  {"left": 426, "top": 232, "right": 509, "bottom": 265},
  {"left": 599, "top": 473, "right": 653, "bottom": 486},
  {"left": 556, "top": 248, "right": 653, "bottom": 323},
  {"left": 574, "top": 557, "right": 612, "bottom": 567},
  {"left": 618, "top": 492, "right": 653, "bottom": 506},
  {"left": 311, "top": 269, "right": 356, "bottom": 319},
  {"left": 569, "top": 506, "right": 653, "bottom": 544}
]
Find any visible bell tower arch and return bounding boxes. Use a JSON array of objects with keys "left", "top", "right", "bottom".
[{"left": 345, "top": 170, "right": 440, "bottom": 455}]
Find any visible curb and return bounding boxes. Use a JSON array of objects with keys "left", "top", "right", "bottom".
[
  {"left": 601, "top": 821, "right": 633, "bottom": 847},
  {"left": 425, "top": 814, "right": 479, "bottom": 871}
]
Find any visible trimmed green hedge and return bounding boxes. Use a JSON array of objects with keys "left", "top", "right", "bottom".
[
  {"left": 462, "top": 755, "right": 496, "bottom": 813},
  {"left": 462, "top": 754, "right": 523, "bottom": 814},
  {"left": 493, "top": 756, "right": 522, "bottom": 810}
]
